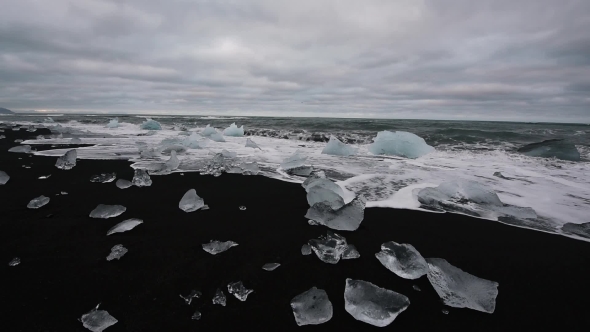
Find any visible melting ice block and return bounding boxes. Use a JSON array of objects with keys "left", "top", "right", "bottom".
[
  {"left": 212, "top": 288, "right": 227, "bottom": 306},
  {"left": 561, "top": 222, "right": 590, "bottom": 239},
  {"left": 309, "top": 231, "right": 358, "bottom": 264},
  {"left": 426, "top": 258, "right": 499, "bottom": 313},
  {"left": 344, "top": 279, "right": 410, "bottom": 327},
  {"left": 305, "top": 196, "right": 366, "bottom": 231},
  {"left": 262, "top": 263, "right": 281, "bottom": 271},
  {"left": 132, "top": 169, "right": 152, "bottom": 187},
  {"left": 321, "top": 136, "right": 356, "bottom": 156},
  {"left": 70, "top": 137, "right": 82, "bottom": 144},
  {"left": 223, "top": 123, "right": 244, "bottom": 136},
  {"left": 291, "top": 287, "right": 333, "bottom": 326},
  {"left": 27, "top": 195, "right": 50, "bottom": 209},
  {"left": 115, "top": 179, "right": 132, "bottom": 189},
  {"left": 201, "top": 124, "right": 217, "bottom": 136},
  {"left": 90, "top": 173, "right": 117, "bottom": 183},
  {"left": 107, "top": 218, "right": 143, "bottom": 235},
  {"left": 305, "top": 178, "right": 345, "bottom": 209},
  {"left": 368, "top": 130, "right": 434, "bottom": 159},
  {"left": 56, "top": 149, "right": 77, "bottom": 170},
  {"left": 245, "top": 138, "right": 261, "bottom": 149},
  {"left": 375, "top": 241, "right": 428, "bottom": 279},
  {"left": 179, "top": 189, "right": 205, "bottom": 212},
  {"left": 227, "top": 281, "right": 253, "bottom": 301},
  {"left": 140, "top": 118, "right": 162, "bottom": 130},
  {"left": 80, "top": 304, "right": 118, "bottom": 332},
  {"left": 106, "top": 118, "right": 119, "bottom": 128},
  {"left": 202, "top": 240, "right": 238, "bottom": 255},
  {"left": 9, "top": 145, "right": 32, "bottom": 153},
  {"left": 517, "top": 139, "right": 580, "bottom": 161},
  {"left": 106, "top": 244, "right": 128, "bottom": 261},
  {"left": 90, "top": 204, "right": 126, "bottom": 219},
  {"left": 0, "top": 170, "right": 9, "bottom": 185},
  {"left": 280, "top": 150, "right": 307, "bottom": 170}
]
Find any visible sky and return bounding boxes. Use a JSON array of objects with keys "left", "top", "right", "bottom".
[{"left": 1, "top": 0, "right": 589, "bottom": 122}]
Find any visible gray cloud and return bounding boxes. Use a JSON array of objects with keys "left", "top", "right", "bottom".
[{"left": 1, "top": 0, "right": 589, "bottom": 122}]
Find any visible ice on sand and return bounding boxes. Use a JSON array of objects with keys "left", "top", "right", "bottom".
[
  {"left": 301, "top": 244, "right": 312, "bottom": 255},
  {"left": 221, "top": 149, "right": 237, "bottom": 158},
  {"left": 106, "top": 118, "right": 119, "bottom": 128},
  {"left": 90, "top": 173, "right": 117, "bottom": 183},
  {"left": 39, "top": 175, "right": 51, "bottom": 179},
  {"left": 280, "top": 150, "right": 307, "bottom": 170},
  {"left": 0, "top": 170, "right": 9, "bottom": 185},
  {"left": 223, "top": 123, "right": 244, "bottom": 137},
  {"left": 115, "top": 179, "right": 132, "bottom": 189},
  {"left": 140, "top": 118, "right": 162, "bottom": 130},
  {"left": 212, "top": 288, "right": 227, "bottom": 306},
  {"left": 9, "top": 145, "right": 32, "bottom": 153},
  {"left": 9, "top": 257, "right": 20, "bottom": 266},
  {"left": 201, "top": 124, "right": 217, "bottom": 136},
  {"left": 80, "top": 304, "right": 118, "bottom": 332},
  {"left": 107, "top": 218, "right": 143, "bottom": 236},
  {"left": 426, "top": 258, "right": 499, "bottom": 314},
  {"left": 322, "top": 136, "right": 356, "bottom": 156},
  {"left": 27, "top": 195, "right": 50, "bottom": 209},
  {"left": 180, "top": 289, "right": 202, "bottom": 305},
  {"left": 70, "top": 137, "right": 82, "bottom": 144},
  {"left": 305, "top": 178, "right": 345, "bottom": 209},
  {"left": 202, "top": 240, "right": 238, "bottom": 255},
  {"left": 262, "top": 263, "right": 281, "bottom": 271},
  {"left": 106, "top": 244, "right": 128, "bottom": 261},
  {"left": 376, "top": 241, "right": 428, "bottom": 279},
  {"left": 369, "top": 130, "right": 434, "bottom": 159},
  {"left": 245, "top": 138, "right": 261, "bottom": 149},
  {"left": 132, "top": 169, "right": 152, "bottom": 187},
  {"left": 305, "top": 195, "right": 366, "bottom": 231},
  {"left": 191, "top": 310, "right": 202, "bottom": 320},
  {"left": 90, "top": 204, "right": 126, "bottom": 219},
  {"left": 182, "top": 132, "right": 203, "bottom": 149},
  {"left": 179, "top": 189, "right": 205, "bottom": 212},
  {"left": 291, "top": 287, "right": 333, "bottom": 326},
  {"left": 227, "top": 281, "right": 253, "bottom": 301},
  {"left": 309, "top": 231, "right": 358, "bottom": 264},
  {"left": 165, "top": 150, "right": 180, "bottom": 170},
  {"left": 56, "top": 149, "right": 77, "bottom": 170},
  {"left": 302, "top": 171, "right": 327, "bottom": 189},
  {"left": 561, "top": 222, "right": 590, "bottom": 238},
  {"left": 344, "top": 279, "right": 410, "bottom": 327},
  {"left": 342, "top": 244, "right": 360, "bottom": 259}
]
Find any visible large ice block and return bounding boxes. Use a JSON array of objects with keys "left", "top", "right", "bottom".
[
  {"left": 290, "top": 287, "right": 333, "bottom": 326},
  {"left": 209, "top": 132, "right": 226, "bottom": 142},
  {"left": 375, "top": 241, "right": 428, "bottom": 279},
  {"left": 223, "top": 123, "right": 244, "bottom": 136},
  {"left": 106, "top": 118, "right": 119, "bottom": 128},
  {"left": 305, "top": 178, "right": 345, "bottom": 209},
  {"left": 305, "top": 196, "right": 366, "bottom": 231},
  {"left": 321, "top": 136, "right": 356, "bottom": 156},
  {"left": 344, "top": 279, "right": 410, "bottom": 327},
  {"left": 368, "top": 130, "right": 434, "bottom": 158}
]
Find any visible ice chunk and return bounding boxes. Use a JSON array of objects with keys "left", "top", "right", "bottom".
[
  {"left": 90, "top": 173, "right": 117, "bottom": 183},
  {"left": 209, "top": 132, "right": 225, "bottom": 142},
  {"left": 182, "top": 132, "right": 203, "bottom": 149},
  {"left": 344, "top": 279, "right": 410, "bottom": 327},
  {"left": 140, "top": 118, "right": 162, "bottom": 130},
  {"left": 132, "top": 169, "right": 152, "bottom": 187},
  {"left": 287, "top": 166, "right": 313, "bottom": 176},
  {"left": 369, "top": 130, "right": 435, "bottom": 159},
  {"left": 179, "top": 189, "right": 205, "bottom": 212},
  {"left": 36, "top": 135, "right": 44, "bottom": 140},
  {"left": 90, "top": 204, "right": 126, "bottom": 219},
  {"left": 302, "top": 171, "right": 327, "bottom": 190},
  {"left": 165, "top": 150, "right": 180, "bottom": 170},
  {"left": 61, "top": 191, "right": 68, "bottom": 195},
  {"left": 115, "top": 179, "right": 132, "bottom": 189},
  {"left": 426, "top": 258, "right": 499, "bottom": 313},
  {"left": 305, "top": 195, "right": 366, "bottom": 231},
  {"left": 308, "top": 231, "right": 351, "bottom": 264},
  {"left": 262, "top": 263, "right": 281, "bottom": 271},
  {"left": 70, "top": 137, "right": 82, "bottom": 144},
  {"left": 375, "top": 241, "right": 428, "bottom": 279},
  {"left": 280, "top": 150, "right": 307, "bottom": 170},
  {"left": 442, "top": 309, "right": 449, "bottom": 315},
  {"left": 191, "top": 310, "right": 202, "bottom": 320},
  {"left": 239, "top": 206, "right": 246, "bottom": 210},
  {"left": 202, "top": 240, "right": 238, "bottom": 255},
  {"left": 27, "top": 195, "right": 50, "bottom": 209},
  {"left": 8, "top": 145, "right": 32, "bottom": 153},
  {"left": 301, "top": 244, "right": 312, "bottom": 255},
  {"left": 227, "top": 281, "right": 253, "bottom": 301},
  {"left": 0, "top": 135, "right": 5, "bottom": 139},
  {"left": 245, "top": 138, "right": 261, "bottom": 149},
  {"left": 55, "top": 149, "right": 77, "bottom": 170},
  {"left": 27, "top": 125, "right": 36, "bottom": 132},
  {"left": 106, "top": 118, "right": 119, "bottom": 128},
  {"left": 517, "top": 139, "right": 580, "bottom": 161},
  {"left": 14, "top": 139, "right": 23, "bottom": 143},
  {"left": 223, "top": 123, "right": 244, "bottom": 136},
  {"left": 180, "top": 289, "right": 202, "bottom": 305},
  {"left": 0, "top": 171, "right": 9, "bottom": 185},
  {"left": 107, "top": 218, "right": 143, "bottom": 235},
  {"left": 38, "top": 175, "right": 51, "bottom": 179},
  {"left": 322, "top": 136, "right": 356, "bottom": 156},
  {"left": 80, "top": 304, "right": 118, "bottom": 332},
  {"left": 45, "top": 117, "right": 55, "bottom": 123},
  {"left": 221, "top": 149, "right": 236, "bottom": 158},
  {"left": 227, "top": 161, "right": 260, "bottom": 175},
  {"left": 561, "top": 222, "right": 590, "bottom": 238},
  {"left": 201, "top": 124, "right": 217, "bottom": 136},
  {"left": 291, "top": 287, "right": 333, "bottom": 326},
  {"left": 413, "top": 285, "right": 421, "bottom": 292},
  {"left": 9, "top": 257, "right": 20, "bottom": 266},
  {"left": 306, "top": 178, "right": 345, "bottom": 209},
  {"left": 160, "top": 144, "right": 187, "bottom": 155},
  {"left": 342, "top": 244, "right": 360, "bottom": 259},
  {"left": 106, "top": 244, "right": 128, "bottom": 261},
  {"left": 212, "top": 288, "right": 227, "bottom": 306}
]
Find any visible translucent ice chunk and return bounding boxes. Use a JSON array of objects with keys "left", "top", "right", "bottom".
[
  {"left": 89, "top": 204, "right": 126, "bottom": 219},
  {"left": 132, "top": 169, "right": 152, "bottom": 187},
  {"left": 179, "top": 189, "right": 205, "bottom": 212},
  {"left": 201, "top": 124, "right": 217, "bottom": 136},
  {"left": 517, "top": 139, "right": 580, "bottom": 161},
  {"left": 262, "top": 263, "right": 281, "bottom": 271},
  {"left": 115, "top": 179, "right": 132, "bottom": 189},
  {"left": 27, "top": 195, "right": 50, "bottom": 209},
  {"left": 344, "top": 279, "right": 410, "bottom": 327},
  {"left": 239, "top": 205, "right": 246, "bottom": 210},
  {"left": 9, "top": 145, "right": 32, "bottom": 153},
  {"left": 342, "top": 244, "right": 360, "bottom": 260},
  {"left": 426, "top": 258, "right": 499, "bottom": 313},
  {"left": 221, "top": 149, "right": 237, "bottom": 158},
  {"left": 180, "top": 289, "right": 202, "bottom": 305},
  {"left": 209, "top": 132, "right": 225, "bottom": 142},
  {"left": 14, "top": 139, "right": 23, "bottom": 143},
  {"left": 561, "top": 222, "right": 590, "bottom": 238},
  {"left": 245, "top": 138, "right": 261, "bottom": 149},
  {"left": 212, "top": 288, "right": 227, "bottom": 306},
  {"left": 202, "top": 240, "right": 238, "bottom": 255},
  {"left": 227, "top": 281, "right": 253, "bottom": 301},
  {"left": 302, "top": 171, "right": 326, "bottom": 190},
  {"left": 368, "top": 130, "right": 435, "bottom": 159},
  {"left": 80, "top": 304, "right": 118, "bottom": 332},
  {"left": 106, "top": 244, "right": 128, "bottom": 261},
  {"left": 375, "top": 241, "right": 428, "bottom": 279},
  {"left": 305, "top": 195, "right": 366, "bottom": 231},
  {"left": 140, "top": 118, "right": 162, "bottom": 130},
  {"left": 301, "top": 244, "right": 312, "bottom": 255},
  {"left": 306, "top": 178, "right": 345, "bottom": 209},
  {"left": 38, "top": 175, "right": 51, "bottom": 179},
  {"left": 9, "top": 257, "right": 20, "bottom": 266},
  {"left": 280, "top": 150, "right": 307, "bottom": 170},
  {"left": 55, "top": 149, "right": 77, "bottom": 170},
  {"left": 0, "top": 171, "right": 9, "bottom": 185},
  {"left": 191, "top": 310, "right": 202, "bottom": 320},
  {"left": 160, "top": 145, "right": 187, "bottom": 156},
  {"left": 413, "top": 285, "right": 421, "bottom": 292},
  {"left": 309, "top": 231, "right": 348, "bottom": 264},
  {"left": 90, "top": 173, "right": 117, "bottom": 183},
  {"left": 291, "top": 287, "right": 333, "bottom": 326},
  {"left": 322, "top": 136, "right": 356, "bottom": 156},
  {"left": 165, "top": 150, "right": 180, "bottom": 170},
  {"left": 228, "top": 161, "right": 260, "bottom": 175},
  {"left": 106, "top": 118, "right": 119, "bottom": 128},
  {"left": 70, "top": 137, "right": 82, "bottom": 144},
  {"left": 223, "top": 123, "right": 244, "bottom": 137},
  {"left": 107, "top": 218, "right": 143, "bottom": 235},
  {"left": 182, "top": 132, "right": 203, "bottom": 149}
]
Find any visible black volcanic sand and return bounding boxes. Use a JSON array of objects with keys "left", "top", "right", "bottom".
[{"left": 1, "top": 126, "right": 590, "bottom": 331}]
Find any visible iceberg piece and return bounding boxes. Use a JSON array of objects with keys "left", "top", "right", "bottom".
[
  {"left": 287, "top": 166, "right": 313, "bottom": 176},
  {"left": 38, "top": 175, "right": 51, "bottom": 180},
  {"left": 165, "top": 150, "right": 180, "bottom": 170},
  {"left": 202, "top": 240, "right": 238, "bottom": 255},
  {"left": 209, "top": 132, "right": 226, "bottom": 142},
  {"left": 561, "top": 222, "right": 590, "bottom": 239},
  {"left": 107, "top": 218, "right": 143, "bottom": 236},
  {"left": 90, "top": 204, "right": 126, "bottom": 219},
  {"left": 413, "top": 285, "right": 421, "bottom": 292},
  {"left": 223, "top": 123, "right": 244, "bottom": 137},
  {"left": 212, "top": 288, "right": 227, "bottom": 306},
  {"left": 301, "top": 244, "right": 312, "bottom": 255},
  {"left": 308, "top": 231, "right": 349, "bottom": 264},
  {"left": 106, "top": 118, "right": 119, "bottom": 128},
  {"left": 8, "top": 145, "right": 32, "bottom": 153},
  {"left": 182, "top": 132, "right": 203, "bottom": 149},
  {"left": 221, "top": 149, "right": 237, "bottom": 158},
  {"left": 375, "top": 241, "right": 428, "bottom": 279},
  {"left": 239, "top": 206, "right": 246, "bottom": 210},
  {"left": 262, "top": 263, "right": 281, "bottom": 271},
  {"left": 344, "top": 279, "right": 410, "bottom": 327},
  {"left": 180, "top": 289, "right": 202, "bottom": 305},
  {"left": 227, "top": 161, "right": 260, "bottom": 175},
  {"left": 322, "top": 136, "right": 356, "bottom": 156},
  {"left": 27, "top": 125, "right": 37, "bottom": 132},
  {"left": 245, "top": 138, "right": 261, "bottom": 149},
  {"left": 517, "top": 139, "right": 580, "bottom": 161},
  {"left": 0, "top": 171, "right": 9, "bottom": 185},
  {"left": 106, "top": 244, "right": 128, "bottom": 261},
  {"left": 27, "top": 195, "right": 50, "bottom": 209},
  {"left": 227, "top": 281, "right": 253, "bottom": 301},
  {"left": 280, "top": 150, "right": 307, "bottom": 170},
  {"left": 80, "top": 304, "right": 118, "bottom": 332},
  {"left": 302, "top": 171, "right": 327, "bottom": 190},
  {"left": 70, "top": 137, "right": 82, "bottom": 144},
  {"left": 369, "top": 130, "right": 435, "bottom": 159},
  {"left": 14, "top": 139, "right": 24, "bottom": 143},
  {"left": 201, "top": 124, "right": 217, "bottom": 136},
  {"left": 306, "top": 178, "right": 345, "bottom": 209},
  {"left": 132, "top": 169, "right": 152, "bottom": 187},
  {"left": 115, "top": 179, "right": 132, "bottom": 189},
  {"left": 342, "top": 244, "right": 360, "bottom": 260},
  {"left": 291, "top": 287, "right": 333, "bottom": 326},
  {"left": 191, "top": 310, "right": 202, "bottom": 320},
  {"left": 426, "top": 258, "right": 499, "bottom": 314},
  {"left": 9, "top": 257, "right": 20, "bottom": 266},
  {"left": 179, "top": 189, "right": 205, "bottom": 212},
  {"left": 140, "top": 118, "right": 162, "bottom": 130},
  {"left": 160, "top": 144, "right": 187, "bottom": 156},
  {"left": 55, "top": 149, "right": 77, "bottom": 170},
  {"left": 90, "top": 173, "right": 117, "bottom": 183},
  {"left": 305, "top": 195, "right": 366, "bottom": 231}
]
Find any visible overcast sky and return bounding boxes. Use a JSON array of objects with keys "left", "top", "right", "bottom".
[{"left": 1, "top": 0, "right": 589, "bottom": 122}]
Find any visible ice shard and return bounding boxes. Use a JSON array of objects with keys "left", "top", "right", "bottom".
[
  {"left": 106, "top": 244, "right": 128, "bottom": 261},
  {"left": 89, "top": 204, "right": 126, "bottom": 219},
  {"left": 223, "top": 123, "right": 244, "bottom": 136},
  {"left": 290, "top": 287, "right": 333, "bottom": 326},
  {"left": 55, "top": 149, "right": 77, "bottom": 170},
  {"left": 38, "top": 175, "right": 51, "bottom": 180},
  {"left": 301, "top": 244, "right": 312, "bottom": 255},
  {"left": 344, "top": 279, "right": 410, "bottom": 327},
  {"left": 305, "top": 195, "right": 366, "bottom": 231},
  {"left": 305, "top": 178, "right": 345, "bottom": 209},
  {"left": 202, "top": 240, "right": 238, "bottom": 255},
  {"left": 375, "top": 241, "right": 428, "bottom": 279},
  {"left": 280, "top": 150, "right": 307, "bottom": 170},
  {"left": 80, "top": 304, "right": 118, "bottom": 332},
  {"left": 27, "top": 195, "right": 50, "bottom": 209},
  {"left": 209, "top": 132, "right": 225, "bottom": 142},
  {"left": 115, "top": 179, "right": 132, "bottom": 189},
  {"left": 165, "top": 150, "right": 180, "bottom": 170},
  {"left": 132, "top": 169, "right": 152, "bottom": 187},
  {"left": 201, "top": 124, "right": 217, "bottom": 136},
  {"left": 0, "top": 170, "right": 9, "bottom": 185},
  {"left": 368, "top": 130, "right": 435, "bottom": 159},
  {"left": 191, "top": 310, "right": 202, "bottom": 320},
  {"left": 342, "top": 244, "right": 360, "bottom": 260},
  {"left": 180, "top": 289, "right": 202, "bottom": 305},
  {"left": 262, "top": 263, "right": 281, "bottom": 271},
  {"left": 106, "top": 118, "right": 119, "bottom": 128},
  {"left": 179, "top": 189, "right": 205, "bottom": 212},
  {"left": 308, "top": 231, "right": 353, "bottom": 264},
  {"left": 140, "top": 118, "right": 162, "bottom": 130},
  {"left": 9, "top": 257, "right": 20, "bottom": 266},
  {"left": 212, "top": 288, "right": 227, "bottom": 306},
  {"left": 9, "top": 145, "right": 32, "bottom": 153},
  {"left": 90, "top": 173, "right": 117, "bottom": 183},
  {"left": 245, "top": 138, "right": 261, "bottom": 149},
  {"left": 107, "top": 218, "right": 143, "bottom": 236},
  {"left": 227, "top": 281, "right": 253, "bottom": 301},
  {"left": 321, "top": 136, "right": 356, "bottom": 156}
]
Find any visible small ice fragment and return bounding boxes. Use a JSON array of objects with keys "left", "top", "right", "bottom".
[
  {"left": 221, "top": 149, "right": 237, "bottom": 158},
  {"left": 180, "top": 289, "right": 202, "bottom": 305},
  {"left": 280, "top": 150, "right": 307, "bottom": 170},
  {"left": 321, "top": 136, "right": 356, "bottom": 156},
  {"left": 106, "top": 244, "right": 128, "bottom": 261},
  {"left": 27, "top": 125, "right": 36, "bottom": 132},
  {"left": 201, "top": 124, "right": 217, "bottom": 136},
  {"left": 36, "top": 135, "right": 44, "bottom": 140},
  {"left": 375, "top": 241, "right": 428, "bottom": 279},
  {"left": 201, "top": 204, "right": 210, "bottom": 210},
  {"left": 309, "top": 231, "right": 348, "bottom": 264},
  {"left": 342, "top": 244, "right": 360, "bottom": 259},
  {"left": 191, "top": 310, "right": 202, "bottom": 320},
  {"left": 80, "top": 304, "right": 118, "bottom": 332},
  {"left": 107, "top": 218, "right": 143, "bottom": 235},
  {"left": 61, "top": 191, "right": 68, "bottom": 195},
  {"left": 413, "top": 285, "right": 421, "bottom": 292},
  {"left": 38, "top": 174, "right": 51, "bottom": 179},
  {"left": 368, "top": 130, "right": 435, "bottom": 159},
  {"left": 14, "top": 139, "right": 23, "bottom": 143},
  {"left": 70, "top": 137, "right": 82, "bottom": 144},
  {"left": 132, "top": 169, "right": 152, "bottom": 187},
  {"left": 179, "top": 189, "right": 205, "bottom": 212},
  {"left": 442, "top": 309, "right": 449, "bottom": 315},
  {"left": 291, "top": 287, "right": 333, "bottom": 326},
  {"left": 308, "top": 219, "right": 320, "bottom": 225},
  {"left": 115, "top": 179, "right": 132, "bottom": 189},
  {"left": 245, "top": 138, "right": 261, "bottom": 149},
  {"left": 89, "top": 204, "right": 126, "bottom": 219},
  {"left": 262, "top": 263, "right": 281, "bottom": 271},
  {"left": 9, "top": 257, "right": 20, "bottom": 266},
  {"left": 106, "top": 118, "right": 119, "bottom": 128},
  {"left": 305, "top": 195, "right": 366, "bottom": 231},
  {"left": 140, "top": 118, "right": 162, "bottom": 130},
  {"left": 239, "top": 206, "right": 246, "bottom": 210},
  {"left": 0, "top": 171, "right": 10, "bottom": 185},
  {"left": 209, "top": 132, "right": 225, "bottom": 142},
  {"left": 426, "top": 258, "right": 499, "bottom": 313},
  {"left": 202, "top": 240, "right": 238, "bottom": 255},
  {"left": 223, "top": 123, "right": 244, "bottom": 136},
  {"left": 212, "top": 288, "right": 227, "bottom": 306},
  {"left": 90, "top": 173, "right": 117, "bottom": 183},
  {"left": 0, "top": 135, "right": 5, "bottom": 139},
  {"left": 344, "top": 279, "right": 410, "bottom": 327},
  {"left": 27, "top": 195, "right": 50, "bottom": 209},
  {"left": 9, "top": 145, "right": 32, "bottom": 153},
  {"left": 287, "top": 165, "right": 313, "bottom": 176},
  {"left": 55, "top": 149, "right": 77, "bottom": 170},
  {"left": 301, "top": 244, "right": 312, "bottom": 255},
  {"left": 227, "top": 281, "right": 253, "bottom": 301}
]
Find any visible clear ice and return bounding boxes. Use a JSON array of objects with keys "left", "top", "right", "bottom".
[
  {"left": 90, "top": 173, "right": 117, "bottom": 183},
  {"left": 290, "top": 287, "right": 333, "bottom": 326},
  {"left": 179, "top": 189, "right": 205, "bottom": 212},
  {"left": 115, "top": 179, "right": 132, "bottom": 189},
  {"left": 227, "top": 281, "right": 253, "bottom": 301},
  {"left": 9, "top": 145, "right": 32, "bottom": 153},
  {"left": 106, "top": 244, "right": 128, "bottom": 261},
  {"left": 202, "top": 240, "right": 238, "bottom": 255},
  {"left": 9, "top": 257, "right": 20, "bottom": 266},
  {"left": 27, "top": 195, "right": 50, "bottom": 209},
  {"left": 0, "top": 170, "right": 9, "bottom": 185},
  {"left": 212, "top": 288, "right": 227, "bottom": 306},
  {"left": 368, "top": 130, "right": 435, "bottom": 159},
  {"left": 80, "top": 304, "right": 118, "bottom": 332},
  {"left": 321, "top": 136, "right": 356, "bottom": 156},
  {"left": 309, "top": 231, "right": 358, "bottom": 264},
  {"left": 344, "top": 279, "right": 410, "bottom": 327},
  {"left": 89, "top": 204, "right": 126, "bottom": 219},
  {"left": 262, "top": 263, "right": 281, "bottom": 271},
  {"left": 55, "top": 149, "right": 77, "bottom": 170},
  {"left": 107, "top": 218, "right": 143, "bottom": 236},
  {"left": 132, "top": 169, "right": 152, "bottom": 187},
  {"left": 301, "top": 244, "right": 312, "bottom": 255},
  {"left": 180, "top": 289, "right": 202, "bottom": 305},
  {"left": 245, "top": 138, "right": 261, "bottom": 149},
  {"left": 280, "top": 150, "right": 307, "bottom": 170},
  {"left": 305, "top": 178, "right": 345, "bottom": 209},
  {"left": 209, "top": 132, "right": 226, "bottom": 142},
  {"left": 140, "top": 118, "right": 162, "bottom": 130},
  {"left": 375, "top": 241, "right": 428, "bottom": 279},
  {"left": 342, "top": 244, "right": 360, "bottom": 259},
  {"left": 106, "top": 118, "right": 119, "bottom": 128},
  {"left": 201, "top": 124, "right": 217, "bottom": 136},
  {"left": 305, "top": 195, "right": 366, "bottom": 231},
  {"left": 222, "top": 123, "right": 245, "bottom": 136}
]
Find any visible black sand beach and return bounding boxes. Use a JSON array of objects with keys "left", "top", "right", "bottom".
[{"left": 2, "top": 127, "right": 590, "bottom": 331}]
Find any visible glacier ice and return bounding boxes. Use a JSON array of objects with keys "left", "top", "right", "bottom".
[
  {"left": 375, "top": 241, "right": 428, "bottom": 279},
  {"left": 27, "top": 195, "right": 50, "bottom": 209},
  {"left": 165, "top": 150, "right": 180, "bottom": 170},
  {"left": 344, "top": 279, "right": 410, "bottom": 327},
  {"left": 106, "top": 118, "right": 119, "bottom": 128},
  {"left": 245, "top": 138, "right": 261, "bottom": 149},
  {"left": 221, "top": 149, "right": 237, "bottom": 158},
  {"left": 212, "top": 288, "right": 227, "bottom": 306},
  {"left": 179, "top": 189, "right": 205, "bottom": 212},
  {"left": 115, "top": 179, "right": 132, "bottom": 189},
  {"left": 305, "top": 195, "right": 366, "bottom": 231},
  {"left": 140, "top": 118, "right": 162, "bottom": 130},
  {"left": 55, "top": 149, "right": 77, "bottom": 170},
  {"left": 9, "top": 145, "right": 32, "bottom": 153},
  {"left": 227, "top": 281, "right": 253, "bottom": 301},
  {"left": 80, "top": 304, "right": 118, "bottom": 332},
  {"left": 368, "top": 130, "right": 435, "bottom": 159},
  {"left": 201, "top": 124, "right": 217, "bottom": 136},
  {"left": 90, "top": 204, "right": 126, "bottom": 219},
  {"left": 517, "top": 139, "right": 580, "bottom": 161},
  {"left": 309, "top": 231, "right": 358, "bottom": 264},
  {"left": 180, "top": 289, "right": 202, "bottom": 305},
  {"left": 106, "top": 244, "right": 128, "bottom": 261},
  {"left": 202, "top": 240, "right": 238, "bottom": 255},
  {"left": 291, "top": 287, "right": 333, "bottom": 326},
  {"left": 426, "top": 258, "right": 499, "bottom": 313},
  {"left": 132, "top": 169, "right": 152, "bottom": 187},
  {"left": 227, "top": 161, "right": 260, "bottom": 175},
  {"left": 302, "top": 171, "right": 327, "bottom": 190},
  {"left": 70, "top": 137, "right": 82, "bottom": 144},
  {"left": 0, "top": 171, "right": 9, "bottom": 185},
  {"left": 342, "top": 244, "right": 360, "bottom": 260},
  {"left": 182, "top": 132, "right": 203, "bottom": 149},
  {"left": 107, "top": 218, "right": 143, "bottom": 236},
  {"left": 321, "top": 136, "right": 356, "bottom": 156},
  {"left": 262, "top": 263, "right": 281, "bottom": 271},
  {"left": 209, "top": 132, "right": 226, "bottom": 142},
  {"left": 280, "top": 150, "right": 307, "bottom": 170},
  {"left": 305, "top": 178, "right": 345, "bottom": 209},
  {"left": 90, "top": 173, "right": 117, "bottom": 183},
  {"left": 561, "top": 222, "right": 590, "bottom": 238},
  {"left": 9, "top": 257, "right": 20, "bottom": 266},
  {"left": 223, "top": 123, "right": 244, "bottom": 136},
  {"left": 301, "top": 244, "right": 312, "bottom": 255}
]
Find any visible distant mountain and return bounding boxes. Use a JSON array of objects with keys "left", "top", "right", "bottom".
[{"left": 0, "top": 107, "right": 15, "bottom": 114}]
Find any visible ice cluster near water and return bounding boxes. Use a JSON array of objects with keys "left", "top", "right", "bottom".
[
  {"left": 375, "top": 241, "right": 428, "bottom": 279},
  {"left": 9, "top": 145, "right": 32, "bottom": 153},
  {"left": 106, "top": 244, "right": 128, "bottom": 261},
  {"left": 262, "top": 263, "right": 281, "bottom": 271},
  {"left": 280, "top": 150, "right": 307, "bottom": 170},
  {"left": 202, "top": 240, "right": 238, "bottom": 255},
  {"left": 182, "top": 133, "right": 203, "bottom": 149},
  {"left": 201, "top": 124, "right": 217, "bottom": 136},
  {"left": 132, "top": 169, "right": 152, "bottom": 187},
  {"left": 517, "top": 139, "right": 580, "bottom": 161},
  {"left": 90, "top": 204, "right": 126, "bottom": 219},
  {"left": 227, "top": 281, "right": 253, "bottom": 301},
  {"left": 115, "top": 179, "right": 132, "bottom": 189},
  {"left": 212, "top": 288, "right": 227, "bottom": 306},
  {"left": 223, "top": 123, "right": 244, "bottom": 136},
  {"left": 0, "top": 170, "right": 9, "bottom": 185},
  {"left": 344, "top": 279, "right": 410, "bottom": 327},
  {"left": 308, "top": 231, "right": 359, "bottom": 264},
  {"left": 245, "top": 138, "right": 261, "bottom": 149},
  {"left": 90, "top": 173, "right": 116, "bottom": 183},
  {"left": 291, "top": 287, "right": 333, "bottom": 326},
  {"left": 322, "top": 136, "right": 356, "bottom": 156},
  {"left": 305, "top": 196, "right": 366, "bottom": 231},
  {"left": 80, "top": 304, "right": 118, "bottom": 332},
  {"left": 368, "top": 130, "right": 435, "bottom": 159},
  {"left": 140, "top": 118, "right": 162, "bottom": 130},
  {"left": 179, "top": 189, "right": 205, "bottom": 212},
  {"left": 27, "top": 195, "right": 50, "bottom": 209},
  {"left": 209, "top": 132, "right": 225, "bottom": 142},
  {"left": 107, "top": 218, "right": 143, "bottom": 236},
  {"left": 305, "top": 177, "right": 345, "bottom": 209},
  {"left": 106, "top": 118, "right": 119, "bottom": 128},
  {"left": 55, "top": 149, "right": 77, "bottom": 170}
]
